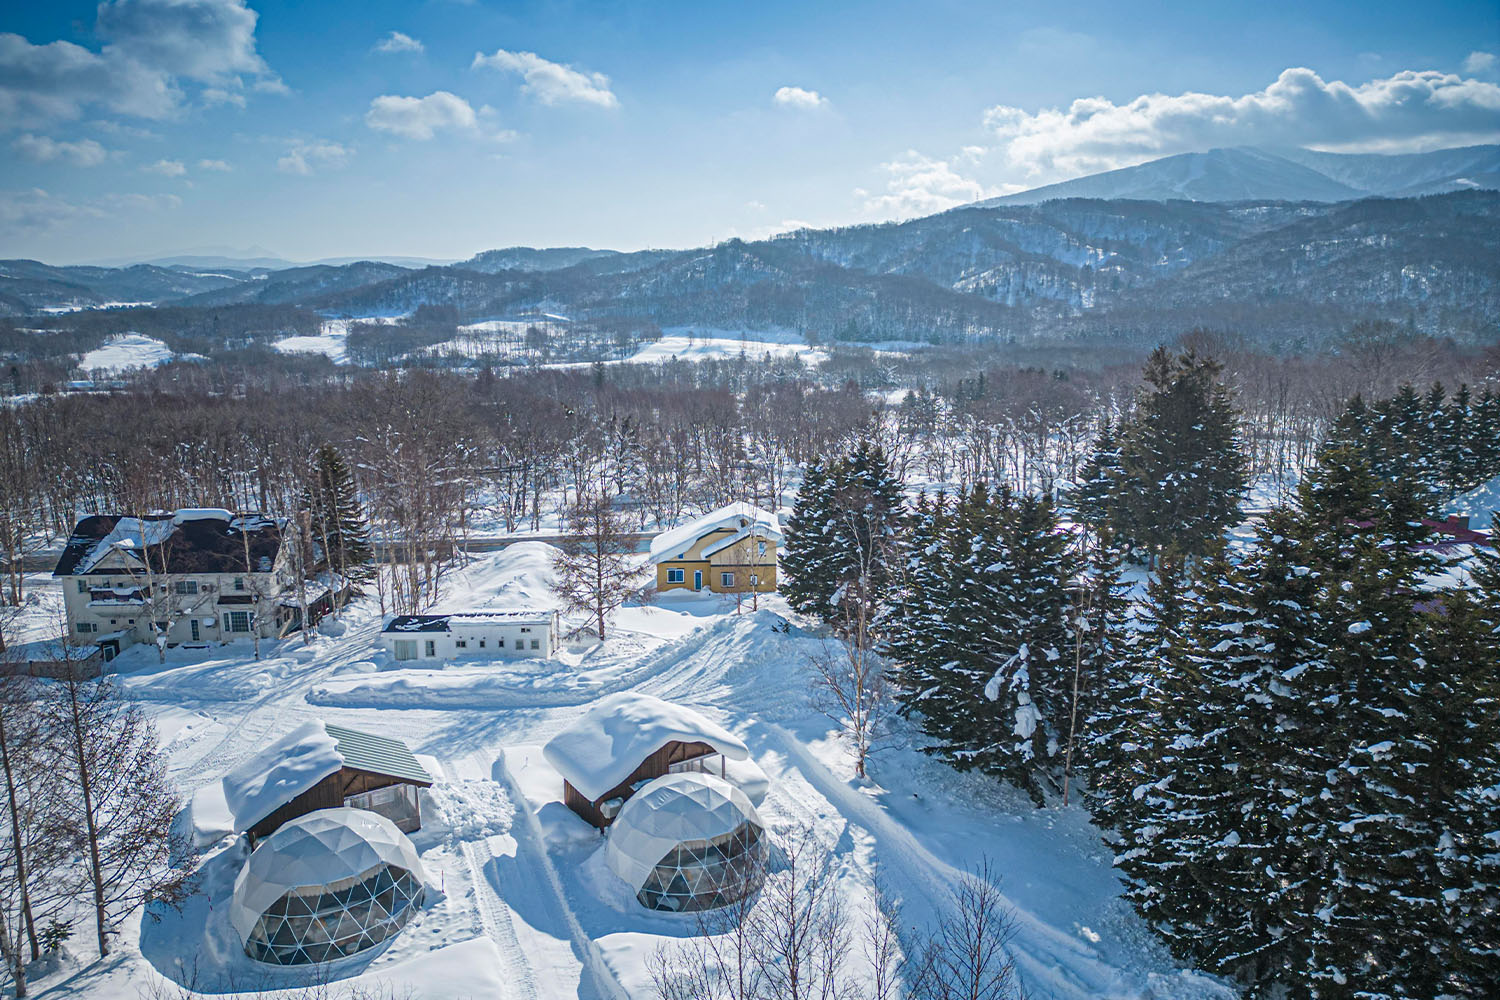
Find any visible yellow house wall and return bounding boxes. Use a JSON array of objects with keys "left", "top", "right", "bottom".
[{"left": 656, "top": 528, "right": 778, "bottom": 593}]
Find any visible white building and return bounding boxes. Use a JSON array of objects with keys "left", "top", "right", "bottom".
[
  {"left": 380, "top": 609, "right": 560, "bottom": 661},
  {"left": 51, "top": 509, "right": 325, "bottom": 659}
]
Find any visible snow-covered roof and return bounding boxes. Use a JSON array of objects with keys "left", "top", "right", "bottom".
[
  {"left": 647, "top": 502, "right": 782, "bottom": 563},
  {"left": 229, "top": 807, "right": 427, "bottom": 947},
  {"left": 53, "top": 509, "right": 285, "bottom": 578},
  {"left": 1450, "top": 473, "right": 1500, "bottom": 531},
  {"left": 541, "top": 692, "right": 750, "bottom": 802},
  {"left": 382, "top": 608, "right": 556, "bottom": 633},
  {"left": 604, "top": 772, "right": 764, "bottom": 894},
  {"left": 220, "top": 720, "right": 432, "bottom": 832}
]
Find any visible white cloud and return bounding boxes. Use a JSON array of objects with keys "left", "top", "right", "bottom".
[
  {"left": 858, "top": 151, "right": 996, "bottom": 218},
  {"left": 1464, "top": 51, "right": 1497, "bottom": 75},
  {"left": 772, "top": 86, "right": 828, "bottom": 110},
  {"left": 11, "top": 133, "right": 109, "bottom": 166},
  {"left": 365, "top": 91, "right": 482, "bottom": 140},
  {"left": 141, "top": 158, "right": 186, "bottom": 176},
  {"left": 0, "top": 186, "right": 178, "bottom": 233},
  {"left": 374, "top": 31, "right": 423, "bottom": 55},
  {"left": 0, "top": 0, "right": 281, "bottom": 129},
  {"left": 276, "top": 140, "right": 350, "bottom": 175},
  {"left": 197, "top": 158, "right": 231, "bottom": 171},
  {"left": 472, "top": 49, "right": 618, "bottom": 108},
  {"left": 0, "top": 188, "right": 105, "bottom": 232},
  {"left": 981, "top": 66, "right": 1500, "bottom": 180}
]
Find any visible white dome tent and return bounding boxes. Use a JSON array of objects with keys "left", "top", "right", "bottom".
[
  {"left": 604, "top": 772, "right": 768, "bottom": 912},
  {"left": 230, "top": 808, "right": 427, "bottom": 965}
]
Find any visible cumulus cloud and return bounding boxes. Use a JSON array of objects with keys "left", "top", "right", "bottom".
[
  {"left": 374, "top": 31, "right": 423, "bottom": 55},
  {"left": 197, "top": 158, "right": 231, "bottom": 171},
  {"left": 141, "top": 157, "right": 186, "bottom": 176},
  {"left": 981, "top": 66, "right": 1500, "bottom": 180},
  {"left": 772, "top": 86, "right": 829, "bottom": 110},
  {"left": 276, "top": 140, "right": 350, "bottom": 175},
  {"left": 11, "top": 133, "right": 109, "bottom": 166},
  {"left": 0, "top": 0, "right": 281, "bottom": 129},
  {"left": 1464, "top": 51, "right": 1497, "bottom": 75},
  {"left": 857, "top": 151, "right": 996, "bottom": 218},
  {"left": 472, "top": 49, "right": 618, "bottom": 108},
  {"left": 365, "top": 91, "right": 484, "bottom": 140}
]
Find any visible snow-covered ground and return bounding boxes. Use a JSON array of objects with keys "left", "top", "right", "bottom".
[
  {"left": 273, "top": 317, "right": 405, "bottom": 364},
  {"left": 20, "top": 543, "right": 1232, "bottom": 1000},
  {"left": 79, "top": 333, "right": 177, "bottom": 374}
]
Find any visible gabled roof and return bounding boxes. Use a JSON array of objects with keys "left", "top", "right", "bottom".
[
  {"left": 53, "top": 509, "right": 284, "bottom": 577},
  {"left": 647, "top": 502, "right": 783, "bottom": 564},
  {"left": 220, "top": 720, "right": 432, "bottom": 833},
  {"left": 542, "top": 692, "right": 750, "bottom": 802},
  {"left": 382, "top": 608, "right": 556, "bottom": 633}
]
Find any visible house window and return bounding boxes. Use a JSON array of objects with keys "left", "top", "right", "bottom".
[
  {"left": 393, "top": 640, "right": 417, "bottom": 661},
  {"left": 233, "top": 577, "right": 245, "bottom": 591},
  {"left": 173, "top": 580, "right": 198, "bottom": 595},
  {"left": 77, "top": 579, "right": 88, "bottom": 594},
  {"left": 757, "top": 540, "right": 767, "bottom": 556},
  {"left": 76, "top": 622, "right": 97, "bottom": 634},
  {"left": 225, "top": 611, "right": 250, "bottom": 633},
  {"left": 479, "top": 638, "right": 486, "bottom": 648},
  {"left": 666, "top": 568, "right": 685, "bottom": 584},
  {"left": 497, "top": 637, "right": 505, "bottom": 648},
  {"left": 424, "top": 640, "right": 436, "bottom": 657},
  {"left": 721, "top": 572, "right": 735, "bottom": 588},
  {"left": 530, "top": 639, "right": 539, "bottom": 650},
  {"left": 455, "top": 639, "right": 467, "bottom": 649},
  {"left": 190, "top": 619, "right": 200, "bottom": 641}
]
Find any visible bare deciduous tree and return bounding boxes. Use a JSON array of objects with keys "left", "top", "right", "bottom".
[{"left": 554, "top": 487, "right": 652, "bottom": 641}]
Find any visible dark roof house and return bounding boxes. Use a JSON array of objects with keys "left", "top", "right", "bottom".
[{"left": 53, "top": 509, "right": 285, "bottom": 578}]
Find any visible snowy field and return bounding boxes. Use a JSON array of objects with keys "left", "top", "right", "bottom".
[
  {"left": 273, "top": 317, "right": 405, "bottom": 364},
  {"left": 78, "top": 333, "right": 178, "bottom": 374},
  {"left": 23, "top": 542, "right": 1233, "bottom": 1000}
]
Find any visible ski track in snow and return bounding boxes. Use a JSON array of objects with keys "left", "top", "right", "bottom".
[{"left": 25, "top": 546, "right": 1233, "bottom": 999}]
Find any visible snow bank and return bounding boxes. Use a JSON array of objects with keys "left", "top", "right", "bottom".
[
  {"left": 219, "top": 720, "right": 342, "bottom": 831},
  {"left": 79, "top": 333, "right": 174, "bottom": 373},
  {"left": 542, "top": 691, "right": 750, "bottom": 801}
]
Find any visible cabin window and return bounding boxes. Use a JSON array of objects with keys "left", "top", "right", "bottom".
[
  {"left": 173, "top": 580, "right": 198, "bottom": 595},
  {"left": 425, "top": 640, "right": 436, "bottom": 657},
  {"left": 530, "top": 639, "right": 539, "bottom": 650},
  {"left": 497, "top": 637, "right": 505, "bottom": 648},
  {"left": 233, "top": 577, "right": 245, "bottom": 591},
  {"left": 77, "top": 579, "right": 88, "bottom": 594},
  {"left": 666, "top": 568, "right": 685, "bottom": 584},
  {"left": 479, "top": 638, "right": 486, "bottom": 648},
  {"left": 225, "top": 611, "right": 250, "bottom": 633},
  {"left": 393, "top": 640, "right": 417, "bottom": 661},
  {"left": 721, "top": 572, "right": 735, "bottom": 588},
  {"left": 190, "top": 620, "right": 200, "bottom": 641},
  {"left": 757, "top": 540, "right": 767, "bottom": 556},
  {"left": 455, "top": 639, "right": 467, "bottom": 649},
  {"left": 76, "top": 622, "right": 97, "bottom": 634}
]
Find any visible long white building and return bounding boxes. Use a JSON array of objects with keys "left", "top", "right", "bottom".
[{"left": 380, "top": 609, "right": 560, "bottom": 661}]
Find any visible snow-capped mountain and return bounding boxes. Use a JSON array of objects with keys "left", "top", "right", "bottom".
[{"left": 977, "top": 145, "right": 1500, "bottom": 206}]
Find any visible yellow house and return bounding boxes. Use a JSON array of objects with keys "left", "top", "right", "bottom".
[{"left": 649, "top": 502, "right": 782, "bottom": 594}]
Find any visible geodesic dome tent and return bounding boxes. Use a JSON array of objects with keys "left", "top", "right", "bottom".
[
  {"left": 230, "top": 807, "right": 426, "bottom": 965},
  {"left": 604, "top": 772, "right": 767, "bottom": 912}
]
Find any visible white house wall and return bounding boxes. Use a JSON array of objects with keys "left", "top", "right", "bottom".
[{"left": 382, "top": 618, "right": 557, "bottom": 661}]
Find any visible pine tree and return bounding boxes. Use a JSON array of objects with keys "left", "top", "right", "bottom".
[
  {"left": 1102, "top": 347, "right": 1248, "bottom": 565},
  {"left": 781, "top": 442, "right": 908, "bottom": 640},
  {"left": 1069, "top": 421, "right": 1130, "bottom": 543},
  {"left": 303, "top": 443, "right": 373, "bottom": 587},
  {"left": 892, "top": 484, "right": 1075, "bottom": 804}
]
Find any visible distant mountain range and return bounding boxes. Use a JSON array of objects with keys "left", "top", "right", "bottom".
[
  {"left": 977, "top": 145, "right": 1499, "bottom": 206},
  {"left": 5, "top": 146, "right": 1498, "bottom": 346}
]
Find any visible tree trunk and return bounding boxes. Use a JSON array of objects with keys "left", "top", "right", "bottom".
[
  {"left": 64, "top": 674, "right": 109, "bottom": 957},
  {"left": 0, "top": 705, "right": 38, "bottom": 961}
]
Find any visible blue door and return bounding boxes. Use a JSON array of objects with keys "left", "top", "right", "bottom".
[{"left": 693, "top": 570, "right": 702, "bottom": 591}]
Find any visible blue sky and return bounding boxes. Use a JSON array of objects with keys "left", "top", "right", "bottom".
[{"left": 2, "top": 0, "right": 1497, "bottom": 263}]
